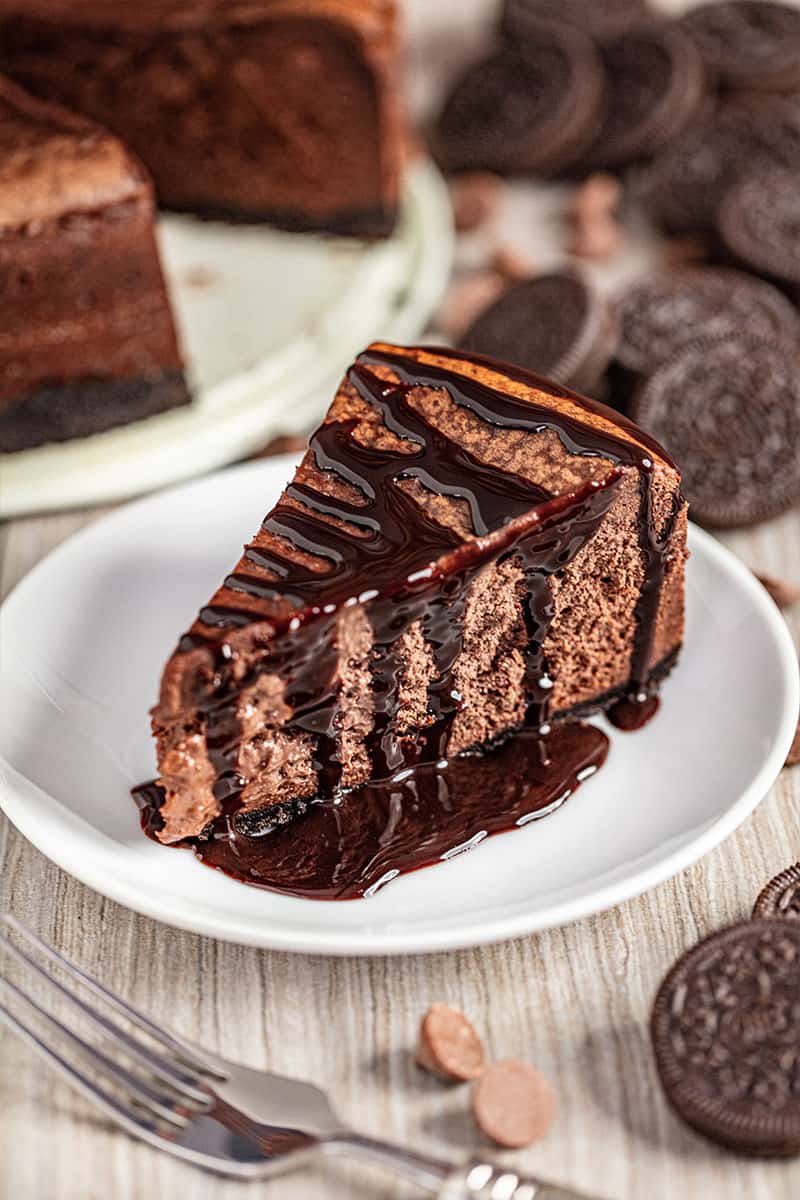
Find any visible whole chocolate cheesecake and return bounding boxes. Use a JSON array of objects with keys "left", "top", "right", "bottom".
[
  {"left": 140, "top": 345, "right": 687, "bottom": 891},
  {"left": 0, "top": 0, "right": 402, "bottom": 237},
  {"left": 0, "top": 76, "right": 189, "bottom": 452}
]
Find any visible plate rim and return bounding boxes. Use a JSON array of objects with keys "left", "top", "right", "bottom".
[{"left": 1, "top": 463, "right": 798, "bottom": 955}]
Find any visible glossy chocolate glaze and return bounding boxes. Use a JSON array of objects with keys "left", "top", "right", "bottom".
[
  {"left": 135, "top": 346, "right": 678, "bottom": 896},
  {"left": 135, "top": 722, "right": 609, "bottom": 899}
]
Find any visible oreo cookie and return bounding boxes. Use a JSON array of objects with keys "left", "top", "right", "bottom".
[
  {"left": 614, "top": 267, "right": 800, "bottom": 376},
  {"left": 582, "top": 27, "right": 707, "bottom": 169},
  {"left": 458, "top": 272, "right": 618, "bottom": 394},
  {"left": 635, "top": 97, "right": 800, "bottom": 234},
  {"left": 717, "top": 168, "right": 800, "bottom": 300},
  {"left": 651, "top": 920, "right": 800, "bottom": 1157},
  {"left": 633, "top": 333, "right": 800, "bottom": 528},
  {"left": 679, "top": 1, "right": 800, "bottom": 94},
  {"left": 753, "top": 864, "right": 800, "bottom": 921},
  {"left": 503, "top": 0, "right": 652, "bottom": 37},
  {"left": 432, "top": 21, "right": 604, "bottom": 175}
]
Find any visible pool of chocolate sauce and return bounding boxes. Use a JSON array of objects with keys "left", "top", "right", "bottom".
[
  {"left": 607, "top": 693, "right": 660, "bottom": 731},
  {"left": 135, "top": 722, "right": 610, "bottom": 900}
]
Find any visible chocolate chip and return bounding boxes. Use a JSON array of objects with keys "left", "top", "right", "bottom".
[
  {"left": 450, "top": 173, "right": 505, "bottom": 233},
  {"left": 570, "top": 173, "right": 622, "bottom": 220},
  {"left": 755, "top": 573, "right": 800, "bottom": 610},
  {"left": 472, "top": 1060, "right": 556, "bottom": 1148},
  {"left": 567, "top": 218, "right": 624, "bottom": 262},
  {"left": 753, "top": 863, "right": 800, "bottom": 921},
  {"left": 182, "top": 265, "right": 218, "bottom": 289},
  {"left": 435, "top": 272, "right": 507, "bottom": 340},
  {"left": 568, "top": 174, "right": 625, "bottom": 261},
  {"left": 651, "top": 920, "right": 800, "bottom": 1156},
  {"left": 416, "top": 1004, "right": 485, "bottom": 1082},
  {"left": 490, "top": 244, "right": 537, "bottom": 281}
]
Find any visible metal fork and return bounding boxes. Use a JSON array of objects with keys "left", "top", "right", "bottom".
[{"left": 0, "top": 914, "right": 601, "bottom": 1200}]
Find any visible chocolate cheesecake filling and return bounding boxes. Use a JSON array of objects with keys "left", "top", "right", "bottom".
[
  {"left": 135, "top": 345, "right": 686, "bottom": 898},
  {"left": 0, "top": 77, "right": 190, "bottom": 450}
]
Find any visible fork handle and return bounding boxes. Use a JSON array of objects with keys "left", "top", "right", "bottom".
[
  {"left": 439, "top": 1159, "right": 600, "bottom": 1199},
  {"left": 327, "top": 1134, "right": 601, "bottom": 1199}
]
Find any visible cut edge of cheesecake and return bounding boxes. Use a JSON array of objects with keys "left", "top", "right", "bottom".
[
  {"left": 0, "top": 74, "right": 191, "bottom": 451},
  {"left": 148, "top": 342, "right": 687, "bottom": 843},
  {"left": 0, "top": 73, "right": 146, "bottom": 226}
]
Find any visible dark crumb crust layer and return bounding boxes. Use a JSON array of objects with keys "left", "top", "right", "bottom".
[
  {"left": 167, "top": 200, "right": 399, "bottom": 239},
  {"left": 0, "top": 369, "right": 190, "bottom": 452},
  {"left": 557, "top": 644, "right": 679, "bottom": 723}
]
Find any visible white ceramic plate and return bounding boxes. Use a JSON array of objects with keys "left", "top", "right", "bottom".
[
  {"left": 0, "top": 159, "right": 453, "bottom": 518},
  {"left": 1, "top": 457, "right": 797, "bottom": 955}
]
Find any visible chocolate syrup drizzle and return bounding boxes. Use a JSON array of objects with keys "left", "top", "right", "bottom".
[{"left": 135, "top": 346, "right": 680, "bottom": 898}]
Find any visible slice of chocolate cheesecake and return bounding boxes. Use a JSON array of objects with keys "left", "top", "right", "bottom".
[
  {"left": 146, "top": 344, "right": 687, "bottom": 850},
  {"left": 0, "top": 0, "right": 402, "bottom": 237},
  {"left": 0, "top": 77, "right": 189, "bottom": 452}
]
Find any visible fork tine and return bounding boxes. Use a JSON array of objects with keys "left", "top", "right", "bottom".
[
  {"left": 2, "top": 914, "right": 223, "bottom": 1079},
  {"left": 0, "top": 995, "right": 173, "bottom": 1146},
  {"left": 0, "top": 972, "right": 190, "bottom": 1130},
  {"left": 0, "top": 925, "right": 211, "bottom": 1106}
]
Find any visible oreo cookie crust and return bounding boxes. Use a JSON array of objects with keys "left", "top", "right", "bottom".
[
  {"left": 633, "top": 333, "right": 800, "bottom": 528},
  {"left": 652, "top": 919, "right": 800, "bottom": 1157},
  {"left": 432, "top": 22, "right": 604, "bottom": 175},
  {"left": 614, "top": 267, "right": 800, "bottom": 376},
  {"left": 753, "top": 864, "right": 800, "bottom": 922},
  {"left": 583, "top": 27, "right": 707, "bottom": 169},
  {"left": 458, "top": 273, "right": 618, "bottom": 394},
  {"left": 635, "top": 98, "right": 800, "bottom": 234},
  {"left": 503, "top": 0, "right": 651, "bottom": 36},
  {"left": 679, "top": 1, "right": 800, "bottom": 93},
  {"left": 717, "top": 168, "right": 800, "bottom": 298}
]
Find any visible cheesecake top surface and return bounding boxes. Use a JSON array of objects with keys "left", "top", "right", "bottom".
[
  {"left": 0, "top": 0, "right": 396, "bottom": 36},
  {"left": 176, "top": 342, "right": 679, "bottom": 654},
  {"left": 0, "top": 76, "right": 146, "bottom": 229},
  {"left": 387, "top": 343, "right": 676, "bottom": 470}
]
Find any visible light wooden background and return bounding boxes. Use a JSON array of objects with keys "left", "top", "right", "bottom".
[{"left": 2, "top": 2, "right": 800, "bottom": 1198}]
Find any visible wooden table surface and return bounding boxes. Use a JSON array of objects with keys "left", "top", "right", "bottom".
[{"left": 2, "top": 3, "right": 800, "bottom": 1198}]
